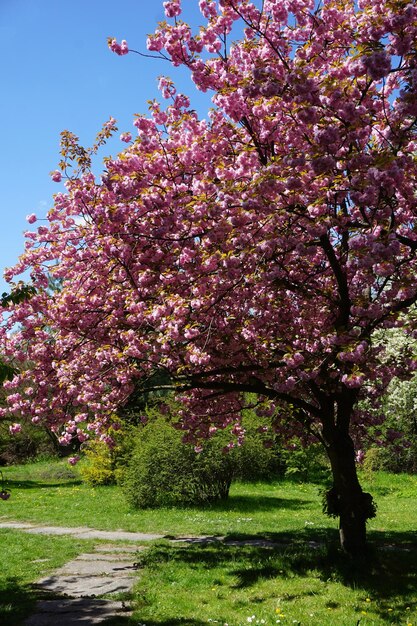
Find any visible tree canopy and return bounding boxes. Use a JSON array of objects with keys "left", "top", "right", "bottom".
[{"left": 1, "top": 0, "right": 417, "bottom": 552}]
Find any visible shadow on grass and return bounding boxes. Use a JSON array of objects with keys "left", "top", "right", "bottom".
[
  {"left": 137, "top": 528, "right": 417, "bottom": 621},
  {"left": 207, "top": 494, "right": 312, "bottom": 512},
  {"left": 117, "top": 621, "right": 207, "bottom": 626},
  {"left": 0, "top": 577, "right": 37, "bottom": 626},
  {"left": 4, "top": 479, "right": 82, "bottom": 490},
  {"left": 102, "top": 619, "right": 137, "bottom": 626}
]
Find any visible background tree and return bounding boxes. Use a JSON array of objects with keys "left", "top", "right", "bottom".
[
  {"left": 355, "top": 320, "right": 417, "bottom": 473},
  {"left": 1, "top": 0, "right": 417, "bottom": 554}
]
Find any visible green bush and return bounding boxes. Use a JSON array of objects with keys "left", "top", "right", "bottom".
[
  {"left": 121, "top": 411, "right": 285, "bottom": 509},
  {"left": 0, "top": 422, "right": 59, "bottom": 466},
  {"left": 362, "top": 446, "right": 386, "bottom": 475},
  {"left": 79, "top": 441, "right": 117, "bottom": 486},
  {"left": 120, "top": 401, "right": 286, "bottom": 509},
  {"left": 121, "top": 419, "right": 231, "bottom": 508},
  {"left": 281, "top": 440, "right": 329, "bottom": 481},
  {"left": 361, "top": 442, "right": 417, "bottom": 475},
  {"left": 232, "top": 432, "right": 285, "bottom": 482}
]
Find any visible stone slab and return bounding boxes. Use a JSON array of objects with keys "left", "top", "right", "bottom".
[
  {"left": 55, "top": 557, "right": 136, "bottom": 576},
  {"left": 94, "top": 544, "right": 141, "bottom": 553},
  {"left": 24, "top": 598, "right": 131, "bottom": 626},
  {"left": 71, "top": 553, "right": 137, "bottom": 562},
  {"left": 35, "top": 573, "right": 136, "bottom": 597},
  {"left": 0, "top": 521, "right": 34, "bottom": 529},
  {"left": 0, "top": 521, "right": 163, "bottom": 541}
]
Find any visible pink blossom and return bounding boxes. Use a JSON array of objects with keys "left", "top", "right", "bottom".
[
  {"left": 9, "top": 423, "right": 22, "bottom": 435},
  {"left": 147, "top": 33, "right": 165, "bottom": 52},
  {"left": 199, "top": 0, "right": 217, "bottom": 19},
  {"left": 77, "top": 428, "right": 88, "bottom": 442},
  {"left": 362, "top": 51, "right": 391, "bottom": 81},
  {"left": 26, "top": 213, "right": 37, "bottom": 224},
  {"left": 163, "top": 1, "right": 181, "bottom": 18},
  {"left": 50, "top": 170, "right": 62, "bottom": 183},
  {"left": 108, "top": 37, "right": 129, "bottom": 56},
  {"left": 355, "top": 450, "right": 365, "bottom": 464},
  {"left": 68, "top": 455, "right": 80, "bottom": 466},
  {"left": 105, "top": 117, "right": 117, "bottom": 130},
  {"left": 120, "top": 132, "right": 132, "bottom": 143},
  {"left": 59, "top": 433, "right": 73, "bottom": 446}
]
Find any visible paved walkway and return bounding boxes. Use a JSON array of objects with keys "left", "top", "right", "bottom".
[
  {"left": 0, "top": 520, "right": 163, "bottom": 542},
  {"left": 0, "top": 521, "right": 161, "bottom": 625},
  {"left": 0, "top": 519, "right": 287, "bottom": 547},
  {"left": 24, "top": 544, "right": 141, "bottom": 626}
]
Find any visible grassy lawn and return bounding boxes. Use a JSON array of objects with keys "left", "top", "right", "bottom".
[
  {"left": 0, "top": 459, "right": 416, "bottom": 625},
  {"left": 131, "top": 538, "right": 417, "bottom": 626},
  {"left": 2, "top": 458, "right": 416, "bottom": 537}
]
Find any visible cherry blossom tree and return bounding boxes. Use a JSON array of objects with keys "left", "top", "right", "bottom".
[{"left": 1, "top": 0, "right": 417, "bottom": 553}]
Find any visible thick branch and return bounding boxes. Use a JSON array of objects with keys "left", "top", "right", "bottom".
[
  {"left": 319, "top": 233, "right": 351, "bottom": 329},
  {"left": 141, "top": 378, "right": 322, "bottom": 419}
]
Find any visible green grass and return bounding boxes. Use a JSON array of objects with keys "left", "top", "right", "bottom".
[
  {"left": 1, "top": 459, "right": 417, "bottom": 539},
  {"left": 130, "top": 538, "right": 417, "bottom": 626},
  {"left": 1, "top": 459, "right": 417, "bottom": 625},
  {"left": 0, "top": 458, "right": 332, "bottom": 535}
]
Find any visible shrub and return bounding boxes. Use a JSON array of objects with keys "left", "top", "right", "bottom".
[
  {"left": 79, "top": 441, "right": 116, "bottom": 486},
  {"left": 281, "top": 440, "right": 330, "bottom": 482},
  {"left": 361, "top": 441, "right": 417, "bottom": 475},
  {"left": 120, "top": 402, "right": 286, "bottom": 509},
  {"left": 232, "top": 432, "right": 285, "bottom": 481},
  {"left": 121, "top": 418, "right": 234, "bottom": 508},
  {"left": 362, "top": 446, "right": 386, "bottom": 475},
  {"left": 0, "top": 422, "right": 59, "bottom": 466}
]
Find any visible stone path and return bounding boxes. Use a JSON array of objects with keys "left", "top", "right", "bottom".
[
  {"left": 0, "top": 520, "right": 163, "bottom": 542},
  {"left": 0, "top": 521, "right": 162, "bottom": 625},
  {"left": 0, "top": 520, "right": 284, "bottom": 547},
  {"left": 23, "top": 543, "right": 143, "bottom": 626}
]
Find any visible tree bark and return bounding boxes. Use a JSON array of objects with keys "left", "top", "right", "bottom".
[
  {"left": 321, "top": 395, "right": 375, "bottom": 555},
  {"left": 326, "top": 430, "right": 367, "bottom": 553}
]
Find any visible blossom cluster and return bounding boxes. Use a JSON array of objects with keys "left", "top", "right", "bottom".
[
  {"left": 1, "top": 0, "right": 417, "bottom": 452},
  {"left": 107, "top": 37, "right": 128, "bottom": 56}
]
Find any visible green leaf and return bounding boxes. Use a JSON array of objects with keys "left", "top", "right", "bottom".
[
  {"left": 1, "top": 284, "right": 36, "bottom": 307},
  {"left": 0, "top": 362, "right": 17, "bottom": 383}
]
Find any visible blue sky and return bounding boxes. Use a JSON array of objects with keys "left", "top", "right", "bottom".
[{"left": 0, "top": 0, "right": 211, "bottom": 293}]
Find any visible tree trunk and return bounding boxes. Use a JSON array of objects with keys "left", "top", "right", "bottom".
[
  {"left": 321, "top": 397, "right": 376, "bottom": 555},
  {"left": 326, "top": 432, "right": 367, "bottom": 554}
]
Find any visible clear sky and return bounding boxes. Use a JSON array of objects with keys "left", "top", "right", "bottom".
[{"left": 0, "top": 0, "right": 211, "bottom": 294}]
